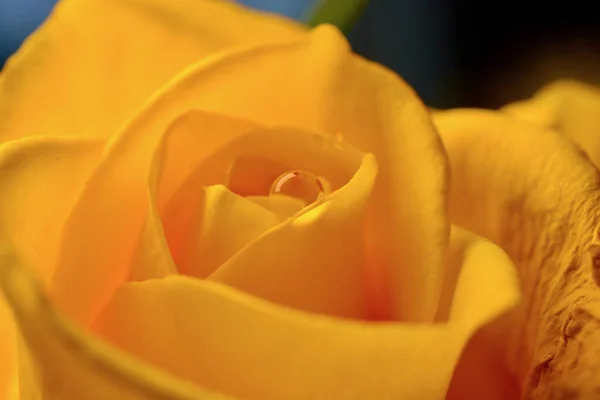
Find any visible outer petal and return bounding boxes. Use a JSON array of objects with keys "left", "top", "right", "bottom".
[
  {"left": 0, "top": 246, "right": 231, "bottom": 399},
  {"left": 503, "top": 80, "right": 600, "bottom": 168},
  {"left": 0, "top": 137, "right": 103, "bottom": 396},
  {"left": 433, "top": 109, "right": 600, "bottom": 397},
  {"left": 92, "top": 226, "right": 518, "bottom": 400},
  {"left": 0, "top": 0, "right": 305, "bottom": 142}
]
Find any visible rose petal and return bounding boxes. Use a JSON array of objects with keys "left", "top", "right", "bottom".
[
  {"left": 173, "top": 24, "right": 450, "bottom": 321},
  {"left": 0, "top": 297, "right": 16, "bottom": 397},
  {"left": 225, "top": 157, "right": 288, "bottom": 197},
  {"left": 155, "top": 111, "right": 368, "bottom": 295},
  {"left": 174, "top": 185, "right": 281, "bottom": 279},
  {"left": 440, "top": 226, "right": 521, "bottom": 326},
  {"left": 0, "top": 218, "right": 519, "bottom": 399},
  {"left": 145, "top": 109, "right": 366, "bottom": 279},
  {"left": 433, "top": 109, "right": 597, "bottom": 253},
  {"left": 503, "top": 80, "right": 600, "bottom": 168},
  {"left": 143, "top": 108, "right": 373, "bottom": 317},
  {"left": 52, "top": 111, "right": 260, "bottom": 326},
  {"left": 247, "top": 195, "right": 307, "bottom": 218},
  {"left": 0, "top": 137, "right": 102, "bottom": 393},
  {"left": 0, "top": 246, "right": 231, "bottom": 399},
  {"left": 443, "top": 227, "right": 521, "bottom": 400},
  {"left": 0, "top": 0, "right": 304, "bottom": 142},
  {"left": 0, "top": 137, "right": 103, "bottom": 282},
  {"left": 91, "top": 224, "right": 518, "bottom": 400},
  {"left": 161, "top": 121, "right": 363, "bottom": 199},
  {"left": 59, "top": 24, "right": 447, "bottom": 322},
  {"left": 208, "top": 154, "right": 377, "bottom": 319},
  {"left": 433, "top": 109, "right": 600, "bottom": 395},
  {"left": 155, "top": 108, "right": 375, "bottom": 318}
]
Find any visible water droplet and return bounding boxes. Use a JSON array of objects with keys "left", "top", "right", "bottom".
[{"left": 269, "top": 170, "right": 330, "bottom": 205}]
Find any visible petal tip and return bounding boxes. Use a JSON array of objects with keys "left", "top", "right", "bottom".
[{"left": 309, "top": 23, "right": 350, "bottom": 51}]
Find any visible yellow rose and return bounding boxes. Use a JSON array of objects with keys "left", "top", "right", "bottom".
[{"left": 4, "top": 1, "right": 597, "bottom": 399}]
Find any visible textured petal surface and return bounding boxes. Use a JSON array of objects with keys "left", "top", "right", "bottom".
[
  {"left": 0, "top": 0, "right": 305, "bottom": 142},
  {"left": 434, "top": 109, "right": 600, "bottom": 397}
]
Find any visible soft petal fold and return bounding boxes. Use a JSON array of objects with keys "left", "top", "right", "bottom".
[
  {"left": 93, "top": 224, "right": 519, "bottom": 400},
  {"left": 59, "top": 24, "right": 447, "bottom": 322},
  {"left": 0, "top": 137, "right": 103, "bottom": 395},
  {"left": 0, "top": 0, "right": 304, "bottom": 142},
  {"left": 443, "top": 226, "right": 521, "bottom": 400},
  {"left": 0, "top": 203, "right": 519, "bottom": 400},
  {"left": 246, "top": 195, "right": 306, "bottom": 218},
  {"left": 51, "top": 111, "right": 260, "bottom": 326},
  {"left": 0, "top": 296, "right": 15, "bottom": 398},
  {"left": 209, "top": 154, "right": 377, "bottom": 319},
  {"left": 175, "top": 185, "right": 281, "bottom": 279},
  {"left": 0, "top": 246, "right": 232, "bottom": 399},
  {"left": 172, "top": 23, "right": 450, "bottom": 321},
  {"left": 440, "top": 226, "right": 520, "bottom": 327}
]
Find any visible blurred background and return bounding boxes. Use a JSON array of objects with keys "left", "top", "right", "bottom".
[{"left": 2, "top": 0, "right": 600, "bottom": 108}]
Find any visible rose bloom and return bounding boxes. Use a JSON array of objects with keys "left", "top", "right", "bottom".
[{"left": 0, "top": 1, "right": 599, "bottom": 399}]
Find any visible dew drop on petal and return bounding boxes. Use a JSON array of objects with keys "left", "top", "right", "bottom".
[{"left": 269, "top": 170, "right": 330, "bottom": 205}]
